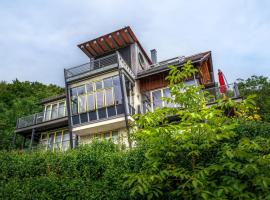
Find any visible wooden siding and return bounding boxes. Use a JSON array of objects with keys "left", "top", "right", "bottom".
[
  {"left": 139, "top": 72, "right": 168, "bottom": 92},
  {"left": 199, "top": 61, "right": 211, "bottom": 84}
]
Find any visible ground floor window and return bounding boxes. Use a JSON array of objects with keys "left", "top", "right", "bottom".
[
  {"left": 80, "top": 130, "right": 119, "bottom": 144},
  {"left": 40, "top": 129, "right": 75, "bottom": 151}
]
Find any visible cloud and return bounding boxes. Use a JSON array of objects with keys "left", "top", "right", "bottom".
[{"left": 0, "top": 0, "right": 269, "bottom": 86}]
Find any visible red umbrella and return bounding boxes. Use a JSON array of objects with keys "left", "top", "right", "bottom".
[{"left": 218, "top": 69, "right": 227, "bottom": 94}]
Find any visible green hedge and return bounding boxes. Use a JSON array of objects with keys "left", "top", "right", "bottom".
[{"left": 0, "top": 141, "right": 145, "bottom": 200}]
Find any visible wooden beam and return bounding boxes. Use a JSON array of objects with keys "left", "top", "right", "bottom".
[
  {"left": 90, "top": 41, "right": 103, "bottom": 55},
  {"left": 104, "top": 36, "right": 115, "bottom": 49},
  {"left": 85, "top": 43, "right": 98, "bottom": 57},
  {"left": 116, "top": 32, "right": 127, "bottom": 46},
  {"left": 93, "top": 40, "right": 105, "bottom": 53},
  {"left": 80, "top": 45, "right": 94, "bottom": 57},
  {"left": 124, "top": 29, "right": 134, "bottom": 43},
  {"left": 121, "top": 29, "right": 132, "bottom": 43},
  {"left": 112, "top": 33, "right": 124, "bottom": 47},
  {"left": 108, "top": 35, "right": 119, "bottom": 49},
  {"left": 97, "top": 38, "right": 110, "bottom": 52}
]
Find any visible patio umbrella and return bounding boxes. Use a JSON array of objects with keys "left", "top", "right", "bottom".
[{"left": 218, "top": 69, "right": 227, "bottom": 94}]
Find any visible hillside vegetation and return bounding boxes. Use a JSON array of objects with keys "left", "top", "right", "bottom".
[
  {"left": 0, "top": 80, "right": 64, "bottom": 150},
  {"left": 0, "top": 63, "right": 270, "bottom": 199}
]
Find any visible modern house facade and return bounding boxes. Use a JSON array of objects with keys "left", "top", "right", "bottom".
[{"left": 13, "top": 26, "right": 241, "bottom": 151}]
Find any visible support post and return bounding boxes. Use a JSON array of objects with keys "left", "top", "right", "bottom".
[
  {"left": 64, "top": 69, "right": 74, "bottom": 149},
  {"left": 12, "top": 132, "right": 17, "bottom": 148},
  {"left": 119, "top": 69, "right": 132, "bottom": 148},
  {"left": 29, "top": 128, "right": 35, "bottom": 150}
]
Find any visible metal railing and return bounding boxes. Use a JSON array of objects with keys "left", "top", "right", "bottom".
[
  {"left": 203, "top": 83, "right": 240, "bottom": 104},
  {"left": 17, "top": 107, "right": 67, "bottom": 129},
  {"left": 65, "top": 53, "right": 118, "bottom": 79}
]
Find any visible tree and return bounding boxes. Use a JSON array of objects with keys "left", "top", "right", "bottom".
[
  {"left": 0, "top": 80, "right": 64, "bottom": 150},
  {"left": 124, "top": 61, "right": 270, "bottom": 199},
  {"left": 237, "top": 75, "right": 270, "bottom": 121}
]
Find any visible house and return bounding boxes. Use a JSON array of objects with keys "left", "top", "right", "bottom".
[{"left": 13, "top": 26, "right": 241, "bottom": 151}]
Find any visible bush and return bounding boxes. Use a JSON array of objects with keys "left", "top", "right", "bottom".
[{"left": 0, "top": 141, "right": 144, "bottom": 200}]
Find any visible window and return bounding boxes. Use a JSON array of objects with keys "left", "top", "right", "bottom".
[
  {"left": 77, "top": 85, "right": 86, "bottom": 95},
  {"left": 104, "top": 77, "right": 113, "bottom": 88},
  {"left": 163, "top": 88, "right": 174, "bottom": 108},
  {"left": 40, "top": 129, "right": 72, "bottom": 151},
  {"left": 51, "top": 104, "right": 58, "bottom": 119},
  {"left": 45, "top": 105, "right": 51, "bottom": 121},
  {"left": 104, "top": 132, "right": 110, "bottom": 140},
  {"left": 96, "top": 91, "right": 104, "bottom": 108},
  {"left": 86, "top": 83, "right": 93, "bottom": 93},
  {"left": 78, "top": 95, "right": 86, "bottom": 113},
  {"left": 113, "top": 76, "right": 122, "bottom": 104},
  {"left": 69, "top": 75, "right": 123, "bottom": 124},
  {"left": 105, "top": 88, "right": 114, "bottom": 106},
  {"left": 152, "top": 90, "right": 162, "bottom": 109},
  {"left": 55, "top": 131, "right": 62, "bottom": 150},
  {"left": 96, "top": 81, "right": 103, "bottom": 90},
  {"left": 87, "top": 93, "right": 95, "bottom": 111},
  {"left": 58, "top": 102, "right": 65, "bottom": 117},
  {"left": 142, "top": 92, "right": 151, "bottom": 113},
  {"left": 71, "top": 97, "right": 78, "bottom": 115},
  {"left": 62, "top": 130, "right": 70, "bottom": 151}
]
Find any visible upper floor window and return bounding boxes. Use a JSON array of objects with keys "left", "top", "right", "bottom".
[
  {"left": 44, "top": 100, "right": 66, "bottom": 121},
  {"left": 70, "top": 75, "right": 122, "bottom": 115}
]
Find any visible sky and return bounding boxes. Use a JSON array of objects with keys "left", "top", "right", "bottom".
[{"left": 0, "top": 0, "right": 269, "bottom": 86}]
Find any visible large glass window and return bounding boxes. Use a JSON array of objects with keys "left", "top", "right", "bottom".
[
  {"left": 86, "top": 83, "right": 93, "bottom": 93},
  {"left": 45, "top": 105, "right": 51, "bottom": 121},
  {"left": 96, "top": 81, "right": 103, "bottom": 90},
  {"left": 105, "top": 88, "right": 114, "bottom": 106},
  {"left": 55, "top": 131, "right": 62, "bottom": 150},
  {"left": 113, "top": 76, "right": 122, "bottom": 104},
  {"left": 51, "top": 104, "right": 58, "bottom": 119},
  {"left": 62, "top": 130, "right": 70, "bottom": 151},
  {"left": 87, "top": 93, "right": 95, "bottom": 111},
  {"left": 152, "top": 90, "right": 162, "bottom": 109},
  {"left": 58, "top": 102, "right": 65, "bottom": 117},
  {"left": 104, "top": 77, "right": 113, "bottom": 88},
  {"left": 77, "top": 85, "right": 86, "bottom": 95},
  {"left": 71, "top": 97, "right": 78, "bottom": 115},
  {"left": 78, "top": 95, "right": 86, "bottom": 113},
  {"left": 163, "top": 88, "right": 174, "bottom": 107},
  {"left": 69, "top": 75, "right": 123, "bottom": 124},
  {"left": 142, "top": 92, "right": 151, "bottom": 113},
  {"left": 96, "top": 91, "right": 104, "bottom": 108}
]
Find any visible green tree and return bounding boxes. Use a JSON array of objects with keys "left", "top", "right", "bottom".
[
  {"left": 0, "top": 80, "right": 64, "bottom": 150},
  {"left": 124, "top": 61, "right": 270, "bottom": 199},
  {"left": 237, "top": 75, "right": 270, "bottom": 121}
]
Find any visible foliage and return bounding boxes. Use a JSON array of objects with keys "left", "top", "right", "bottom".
[
  {"left": 237, "top": 75, "right": 270, "bottom": 121},
  {"left": 0, "top": 79, "right": 64, "bottom": 150},
  {"left": 0, "top": 141, "right": 144, "bottom": 200},
  {"left": 124, "top": 61, "right": 270, "bottom": 199}
]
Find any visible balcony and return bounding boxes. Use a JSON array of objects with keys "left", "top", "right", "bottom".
[
  {"left": 65, "top": 52, "right": 135, "bottom": 82},
  {"left": 203, "top": 83, "right": 241, "bottom": 104},
  {"left": 16, "top": 107, "right": 67, "bottom": 130}
]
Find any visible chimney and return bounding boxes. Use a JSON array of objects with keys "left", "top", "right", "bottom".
[{"left": 150, "top": 49, "right": 157, "bottom": 64}]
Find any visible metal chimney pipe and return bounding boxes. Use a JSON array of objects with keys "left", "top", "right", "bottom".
[{"left": 150, "top": 49, "right": 157, "bottom": 64}]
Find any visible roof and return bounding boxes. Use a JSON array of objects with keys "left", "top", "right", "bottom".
[
  {"left": 78, "top": 26, "right": 152, "bottom": 64},
  {"left": 40, "top": 93, "right": 66, "bottom": 104},
  {"left": 136, "top": 51, "right": 212, "bottom": 79}
]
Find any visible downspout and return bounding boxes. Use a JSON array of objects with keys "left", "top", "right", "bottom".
[
  {"left": 64, "top": 69, "right": 74, "bottom": 149},
  {"left": 119, "top": 69, "right": 132, "bottom": 148}
]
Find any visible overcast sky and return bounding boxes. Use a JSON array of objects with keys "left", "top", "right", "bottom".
[{"left": 0, "top": 0, "right": 269, "bottom": 86}]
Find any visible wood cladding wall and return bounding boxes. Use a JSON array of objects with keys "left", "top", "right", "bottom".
[{"left": 139, "top": 73, "right": 168, "bottom": 92}]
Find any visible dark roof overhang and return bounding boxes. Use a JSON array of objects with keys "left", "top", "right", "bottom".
[
  {"left": 136, "top": 51, "right": 212, "bottom": 79},
  {"left": 78, "top": 26, "right": 152, "bottom": 64}
]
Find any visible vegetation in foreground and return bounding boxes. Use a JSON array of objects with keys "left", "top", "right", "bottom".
[{"left": 0, "top": 63, "right": 270, "bottom": 199}]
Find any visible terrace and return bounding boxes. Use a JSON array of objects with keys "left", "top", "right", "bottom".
[{"left": 64, "top": 52, "right": 135, "bottom": 83}]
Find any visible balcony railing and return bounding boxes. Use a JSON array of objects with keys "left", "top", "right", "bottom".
[
  {"left": 203, "top": 83, "right": 241, "bottom": 104},
  {"left": 16, "top": 108, "right": 67, "bottom": 129},
  {"left": 64, "top": 52, "right": 135, "bottom": 80}
]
